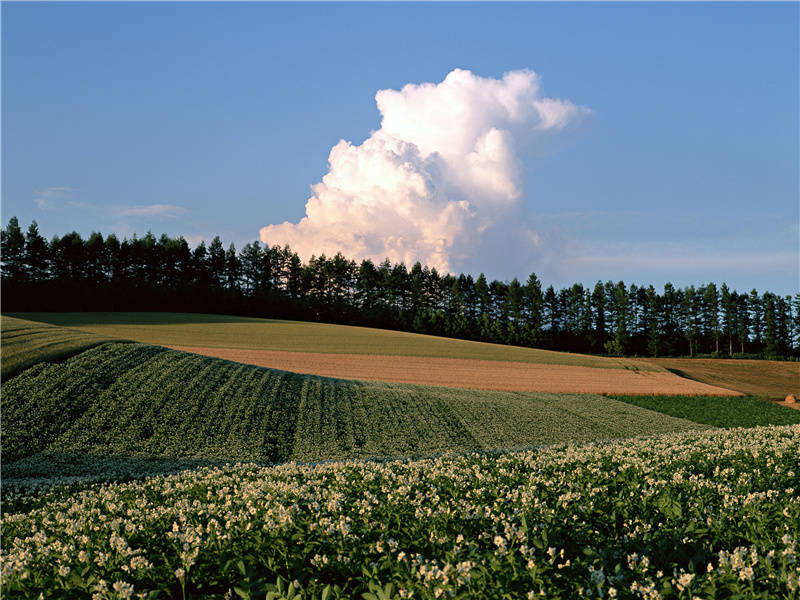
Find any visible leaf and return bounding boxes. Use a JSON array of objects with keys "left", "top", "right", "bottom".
[{"left": 234, "top": 586, "right": 251, "bottom": 600}]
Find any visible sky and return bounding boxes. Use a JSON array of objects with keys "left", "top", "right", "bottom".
[{"left": 2, "top": 2, "right": 798, "bottom": 295}]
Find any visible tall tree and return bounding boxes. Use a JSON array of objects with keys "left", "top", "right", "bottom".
[
  {"left": 24, "top": 221, "right": 50, "bottom": 282},
  {"left": 523, "top": 272, "right": 544, "bottom": 347},
  {"left": 1, "top": 217, "right": 27, "bottom": 281}
]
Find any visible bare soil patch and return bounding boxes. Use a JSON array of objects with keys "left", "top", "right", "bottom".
[
  {"left": 168, "top": 346, "right": 740, "bottom": 396},
  {"left": 644, "top": 358, "right": 799, "bottom": 400}
]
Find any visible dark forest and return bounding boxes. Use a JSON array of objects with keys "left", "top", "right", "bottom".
[{"left": 2, "top": 217, "right": 798, "bottom": 358}]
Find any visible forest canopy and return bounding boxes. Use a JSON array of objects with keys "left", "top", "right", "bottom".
[{"left": 2, "top": 217, "right": 797, "bottom": 358}]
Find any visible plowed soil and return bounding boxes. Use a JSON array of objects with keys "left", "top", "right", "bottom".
[
  {"left": 167, "top": 346, "right": 741, "bottom": 396},
  {"left": 645, "top": 358, "right": 800, "bottom": 400}
]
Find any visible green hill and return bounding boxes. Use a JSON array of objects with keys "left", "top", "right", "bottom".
[
  {"left": 2, "top": 341, "right": 703, "bottom": 474},
  {"left": 0, "top": 315, "right": 119, "bottom": 379}
]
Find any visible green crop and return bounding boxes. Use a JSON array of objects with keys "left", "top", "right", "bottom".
[
  {"left": 2, "top": 343, "right": 701, "bottom": 478},
  {"left": 0, "top": 315, "right": 119, "bottom": 380},
  {"left": 611, "top": 394, "right": 800, "bottom": 428},
  {"left": 3, "top": 426, "right": 798, "bottom": 599}
]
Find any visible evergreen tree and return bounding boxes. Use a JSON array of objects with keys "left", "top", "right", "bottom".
[
  {"left": 523, "top": 272, "right": 544, "bottom": 346},
  {"left": 24, "top": 221, "right": 50, "bottom": 282},
  {"left": 1, "top": 217, "right": 27, "bottom": 281}
]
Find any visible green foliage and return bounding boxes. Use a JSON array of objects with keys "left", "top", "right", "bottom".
[
  {"left": 3, "top": 426, "right": 799, "bottom": 598},
  {"left": 2, "top": 342, "right": 702, "bottom": 473},
  {"left": 0, "top": 315, "right": 118, "bottom": 380},
  {"left": 611, "top": 394, "right": 800, "bottom": 428}
]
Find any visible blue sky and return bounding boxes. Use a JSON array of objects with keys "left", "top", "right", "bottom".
[{"left": 2, "top": 2, "right": 798, "bottom": 294}]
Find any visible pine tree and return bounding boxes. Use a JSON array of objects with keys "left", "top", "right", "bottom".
[{"left": 1, "top": 217, "right": 27, "bottom": 281}]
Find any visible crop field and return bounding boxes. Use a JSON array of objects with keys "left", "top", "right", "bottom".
[
  {"left": 612, "top": 394, "right": 800, "bottom": 428},
  {"left": 9, "top": 312, "right": 659, "bottom": 371},
  {"left": 166, "top": 345, "right": 739, "bottom": 395},
  {"left": 0, "top": 315, "right": 118, "bottom": 379},
  {"left": 2, "top": 342, "right": 705, "bottom": 483},
  {"left": 646, "top": 357, "right": 800, "bottom": 399},
  {"left": 3, "top": 425, "right": 799, "bottom": 599}
]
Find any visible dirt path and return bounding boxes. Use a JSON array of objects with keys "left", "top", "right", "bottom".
[{"left": 167, "top": 346, "right": 741, "bottom": 396}]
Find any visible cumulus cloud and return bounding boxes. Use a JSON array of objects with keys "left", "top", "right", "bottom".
[{"left": 260, "top": 68, "right": 590, "bottom": 272}]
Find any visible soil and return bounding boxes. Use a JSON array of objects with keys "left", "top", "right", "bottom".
[
  {"left": 644, "top": 358, "right": 799, "bottom": 400},
  {"left": 167, "top": 346, "right": 742, "bottom": 396}
]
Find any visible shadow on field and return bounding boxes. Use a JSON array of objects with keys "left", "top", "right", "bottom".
[{"left": 2, "top": 452, "right": 256, "bottom": 501}]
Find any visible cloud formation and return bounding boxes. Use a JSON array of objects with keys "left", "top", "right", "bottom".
[
  {"left": 260, "top": 68, "right": 590, "bottom": 272},
  {"left": 114, "top": 204, "right": 187, "bottom": 218},
  {"left": 34, "top": 186, "right": 74, "bottom": 209}
]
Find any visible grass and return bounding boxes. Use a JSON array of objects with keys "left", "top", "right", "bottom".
[
  {"left": 645, "top": 357, "right": 800, "bottom": 399},
  {"left": 8, "top": 311, "right": 662, "bottom": 371},
  {"left": 0, "top": 315, "right": 120, "bottom": 380},
  {"left": 2, "top": 341, "right": 703, "bottom": 477},
  {"left": 611, "top": 394, "right": 800, "bottom": 428}
]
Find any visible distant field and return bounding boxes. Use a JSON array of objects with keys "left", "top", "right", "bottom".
[
  {"left": 10, "top": 312, "right": 660, "bottom": 371},
  {"left": 169, "top": 345, "right": 740, "bottom": 395},
  {"left": 612, "top": 394, "right": 800, "bottom": 428},
  {"left": 0, "top": 315, "right": 119, "bottom": 379},
  {"left": 646, "top": 357, "right": 800, "bottom": 399},
  {"left": 2, "top": 342, "right": 705, "bottom": 476}
]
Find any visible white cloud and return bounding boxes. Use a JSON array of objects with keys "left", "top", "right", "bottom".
[
  {"left": 260, "top": 68, "right": 590, "bottom": 272},
  {"left": 114, "top": 204, "right": 187, "bottom": 218},
  {"left": 33, "top": 186, "right": 74, "bottom": 209}
]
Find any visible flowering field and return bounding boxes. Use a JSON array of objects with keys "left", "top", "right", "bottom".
[{"left": 3, "top": 425, "right": 799, "bottom": 599}]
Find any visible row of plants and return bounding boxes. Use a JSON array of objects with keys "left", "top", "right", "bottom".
[
  {"left": 2, "top": 343, "right": 701, "bottom": 470},
  {"left": 3, "top": 425, "right": 799, "bottom": 598}
]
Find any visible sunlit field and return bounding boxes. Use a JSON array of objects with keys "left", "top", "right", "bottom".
[{"left": 3, "top": 426, "right": 799, "bottom": 599}]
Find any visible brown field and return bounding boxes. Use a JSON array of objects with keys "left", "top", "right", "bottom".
[
  {"left": 168, "top": 346, "right": 741, "bottom": 396},
  {"left": 645, "top": 358, "right": 800, "bottom": 400}
]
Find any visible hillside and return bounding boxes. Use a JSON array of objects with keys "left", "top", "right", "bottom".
[
  {"left": 2, "top": 341, "right": 706, "bottom": 471},
  {"left": 0, "top": 315, "right": 119, "bottom": 379},
  {"left": 10, "top": 311, "right": 661, "bottom": 370},
  {"left": 646, "top": 357, "right": 800, "bottom": 399}
]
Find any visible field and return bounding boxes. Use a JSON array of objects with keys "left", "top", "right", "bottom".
[
  {"left": 3, "top": 313, "right": 800, "bottom": 598},
  {"left": 612, "top": 394, "right": 800, "bottom": 428},
  {"left": 3, "top": 426, "right": 799, "bottom": 599},
  {"left": 2, "top": 342, "right": 706, "bottom": 484},
  {"left": 166, "top": 345, "right": 739, "bottom": 395},
  {"left": 646, "top": 357, "right": 800, "bottom": 399},
  {"left": 9, "top": 312, "right": 660, "bottom": 370},
  {"left": 0, "top": 315, "right": 118, "bottom": 379}
]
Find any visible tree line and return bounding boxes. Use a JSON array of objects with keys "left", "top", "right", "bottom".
[{"left": 2, "top": 217, "right": 798, "bottom": 358}]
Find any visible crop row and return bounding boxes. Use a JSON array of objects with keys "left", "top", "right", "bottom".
[
  {"left": 2, "top": 342, "right": 702, "bottom": 471},
  {"left": 3, "top": 425, "right": 799, "bottom": 599}
]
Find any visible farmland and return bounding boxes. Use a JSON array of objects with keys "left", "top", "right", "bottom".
[
  {"left": 612, "top": 394, "right": 800, "bottom": 428},
  {"left": 3, "top": 425, "right": 799, "bottom": 599},
  {"left": 2, "top": 341, "right": 706, "bottom": 483},
  {"left": 166, "top": 345, "right": 740, "bottom": 395},
  {"left": 646, "top": 357, "right": 800, "bottom": 399},
  {"left": 9, "top": 312, "right": 659, "bottom": 370},
  {"left": 3, "top": 314, "right": 800, "bottom": 599},
  {"left": 0, "top": 315, "right": 118, "bottom": 379}
]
